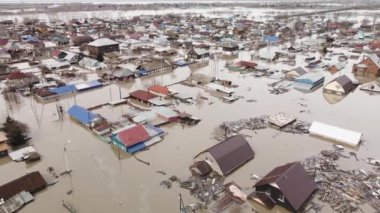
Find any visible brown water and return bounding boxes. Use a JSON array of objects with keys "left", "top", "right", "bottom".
[{"left": 1, "top": 44, "right": 380, "bottom": 213}]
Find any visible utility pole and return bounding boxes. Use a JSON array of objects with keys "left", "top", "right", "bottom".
[{"left": 64, "top": 140, "right": 72, "bottom": 174}]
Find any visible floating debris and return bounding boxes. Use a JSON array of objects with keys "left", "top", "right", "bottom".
[
  {"left": 219, "top": 114, "right": 310, "bottom": 137},
  {"left": 302, "top": 149, "right": 380, "bottom": 212},
  {"left": 160, "top": 180, "right": 172, "bottom": 189},
  {"left": 156, "top": 170, "right": 167, "bottom": 175}
]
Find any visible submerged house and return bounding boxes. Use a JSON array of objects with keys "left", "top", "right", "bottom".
[
  {"left": 285, "top": 67, "right": 307, "bottom": 81},
  {"left": 111, "top": 124, "right": 165, "bottom": 153},
  {"left": 187, "top": 48, "right": 210, "bottom": 59},
  {"left": 324, "top": 75, "right": 356, "bottom": 95},
  {"left": 248, "top": 162, "right": 317, "bottom": 212},
  {"left": 67, "top": 104, "right": 100, "bottom": 127},
  {"left": 327, "top": 62, "right": 345, "bottom": 74},
  {"left": 0, "top": 171, "right": 47, "bottom": 201},
  {"left": 294, "top": 72, "right": 325, "bottom": 92},
  {"left": 86, "top": 38, "right": 120, "bottom": 59},
  {"left": 194, "top": 135, "right": 255, "bottom": 176},
  {"left": 352, "top": 54, "right": 380, "bottom": 77}
]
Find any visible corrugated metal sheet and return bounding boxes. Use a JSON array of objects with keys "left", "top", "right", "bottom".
[
  {"left": 0, "top": 172, "right": 47, "bottom": 201},
  {"left": 196, "top": 135, "right": 254, "bottom": 176},
  {"left": 309, "top": 121, "right": 362, "bottom": 146},
  {"left": 67, "top": 105, "right": 98, "bottom": 125}
]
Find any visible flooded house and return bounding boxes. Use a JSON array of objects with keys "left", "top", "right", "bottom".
[
  {"left": 227, "top": 60, "right": 257, "bottom": 72},
  {"left": 284, "top": 67, "right": 307, "bottom": 81},
  {"left": 135, "top": 59, "right": 172, "bottom": 76},
  {"left": 186, "top": 48, "right": 210, "bottom": 60},
  {"left": 110, "top": 124, "right": 165, "bottom": 153},
  {"left": 67, "top": 104, "right": 100, "bottom": 127},
  {"left": 129, "top": 90, "right": 158, "bottom": 105},
  {"left": 352, "top": 54, "right": 380, "bottom": 77},
  {"left": 248, "top": 162, "right": 317, "bottom": 212},
  {"left": 221, "top": 42, "right": 239, "bottom": 54},
  {"left": 323, "top": 75, "right": 356, "bottom": 95},
  {"left": 110, "top": 68, "right": 135, "bottom": 81},
  {"left": 71, "top": 35, "right": 94, "bottom": 46},
  {"left": 194, "top": 135, "right": 255, "bottom": 176},
  {"left": 86, "top": 38, "right": 120, "bottom": 59},
  {"left": 327, "top": 62, "right": 346, "bottom": 74},
  {"left": 0, "top": 131, "right": 9, "bottom": 157},
  {"left": 148, "top": 85, "right": 171, "bottom": 97},
  {"left": 0, "top": 171, "right": 47, "bottom": 201},
  {"left": 293, "top": 72, "right": 325, "bottom": 92}
]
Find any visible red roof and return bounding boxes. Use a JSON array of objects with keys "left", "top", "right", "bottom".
[
  {"left": 51, "top": 50, "right": 61, "bottom": 57},
  {"left": 239, "top": 60, "right": 257, "bottom": 68},
  {"left": 130, "top": 90, "right": 157, "bottom": 102},
  {"left": 0, "top": 39, "right": 8, "bottom": 46},
  {"left": 148, "top": 85, "right": 169, "bottom": 96},
  {"left": 117, "top": 125, "right": 150, "bottom": 147},
  {"left": 7, "top": 71, "right": 30, "bottom": 80}
]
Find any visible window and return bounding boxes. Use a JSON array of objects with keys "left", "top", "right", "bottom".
[
  {"left": 265, "top": 188, "right": 271, "bottom": 196},
  {"left": 278, "top": 194, "right": 285, "bottom": 203}
]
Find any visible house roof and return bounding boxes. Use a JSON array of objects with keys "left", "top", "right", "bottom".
[
  {"left": 88, "top": 38, "right": 119, "bottom": 47},
  {"left": 290, "top": 67, "right": 307, "bottom": 75},
  {"left": 7, "top": 71, "right": 31, "bottom": 80},
  {"left": 368, "top": 54, "right": 380, "bottom": 68},
  {"left": 112, "top": 69, "right": 134, "bottom": 78},
  {"left": 130, "top": 90, "right": 157, "bottom": 102},
  {"left": 254, "top": 162, "right": 317, "bottom": 211},
  {"left": 334, "top": 75, "right": 355, "bottom": 93},
  {"left": 148, "top": 85, "right": 170, "bottom": 96},
  {"left": 67, "top": 104, "right": 99, "bottom": 125},
  {"left": 195, "top": 134, "right": 255, "bottom": 175},
  {"left": 0, "top": 131, "right": 8, "bottom": 142},
  {"left": 71, "top": 35, "right": 93, "bottom": 44},
  {"left": 0, "top": 171, "right": 47, "bottom": 201},
  {"left": 115, "top": 124, "right": 150, "bottom": 147}
]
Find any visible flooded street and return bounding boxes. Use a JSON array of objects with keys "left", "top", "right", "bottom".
[
  {"left": 0, "top": 2, "right": 379, "bottom": 212},
  {"left": 0, "top": 46, "right": 379, "bottom": 213}
]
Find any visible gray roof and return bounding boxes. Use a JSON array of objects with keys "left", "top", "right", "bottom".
[
  {"left": 88, "top": 38, "right": 119, "bottom": 47},
  {"left": 196, "top": 135, "right": 255, "bottom": 175},
  {"left": 334, "top": 75, "right": 355, "bottom": 93}
]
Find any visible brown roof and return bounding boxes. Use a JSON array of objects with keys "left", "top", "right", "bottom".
[
  {"left": 254, "top": 162, "right": 317, "bottom": 211},
  {"left": 196, "top": 135, "right": 255, "bottom": 176},
  {"left": 0, "top": 171, "right": 47, "bottom": 200},
  {"left": 129, "top": 90, "right": 157, "bottom": 102}
]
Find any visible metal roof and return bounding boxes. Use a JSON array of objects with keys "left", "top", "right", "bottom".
[
  {"left": 254, "top": 162, "right": 317, "bottom": 211},
  {"left": 196, "top": 135, "right": 255, "bottom": 176},
  {"left": 67, "top": 105, "right": 99, "bottom": 125},
  {"left": 87, "top": 38, "right": 118, "bottom": 47},
  {"left": 0, "top": 171, "right": 47, "bottom": 201}
]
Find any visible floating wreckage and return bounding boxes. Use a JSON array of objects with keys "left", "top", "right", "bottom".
[
  {"left": 302, "top": 147, "right": 380, "bottom": 213},
  {"left": 309, "top": 121, "right": 362, "bottom": 147},
  {"left": 218, "top": 113, "right": 310, "bottom": 137}
]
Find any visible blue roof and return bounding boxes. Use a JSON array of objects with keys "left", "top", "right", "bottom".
[
  {"left": 126, "top": 142, "right": 146, "bottom": 154},
  {"left": 49, "top": 85, "right": 76, "bottom": 95},
  {"left": 296, "top": 73, "right": 325, "bottom": 85},
  {"left": 67, "top": 104, "right": 98, "bottom": 125},
  {"left": 263, "top": 35, "right": 279, "bottom": 43}
]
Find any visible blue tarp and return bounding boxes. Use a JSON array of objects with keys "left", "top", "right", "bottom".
[
  {"left": 49, "top": 85, "right": 76, "bottom": 95},
  {"left": 67, "top": 104, "right": 98, "bottom": 125},
  {"left": 263, "top": 35, "right": 279, "bottom": 43}
]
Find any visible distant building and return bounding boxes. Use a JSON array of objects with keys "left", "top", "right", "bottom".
[
  {"left": 187, "top": 48, "right": 210, "bottom": 59},
  {"left": 86, "top": 38, "right": 120, "bottom": 59},
  {"left": 352, "top": 54, "right": 380, "bottom": 77}
]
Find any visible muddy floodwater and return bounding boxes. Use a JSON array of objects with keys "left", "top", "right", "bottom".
[{"left": 1, "top": 8, "right": 380, "bottom": 213}]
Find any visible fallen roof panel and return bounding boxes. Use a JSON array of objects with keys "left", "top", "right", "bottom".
[{"left": 309, "top": 121, "right": 362, "bottom": 146}]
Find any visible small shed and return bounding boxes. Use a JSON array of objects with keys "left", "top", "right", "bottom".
[{"left": 194, "top": 135, "right": 254, "bottom": 176}]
